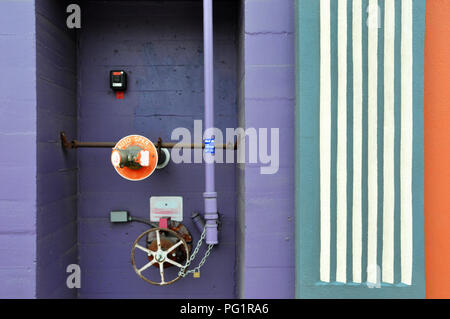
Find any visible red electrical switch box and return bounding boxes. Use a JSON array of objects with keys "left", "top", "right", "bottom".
[{"left": 110, "top": 70, "right": 127, "bottom": 99}]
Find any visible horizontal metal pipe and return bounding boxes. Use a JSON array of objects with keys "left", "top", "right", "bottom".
[
  {"left": 72, "top": 141, "right": 115, "bottom": 148},
  {"left": 60, "top": 132, "right": 236, "bottom": 150},
  {"left": 72, "top": 141, "right": 235, "bottom": 149}
]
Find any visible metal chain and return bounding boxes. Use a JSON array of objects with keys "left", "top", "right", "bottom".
[
  {"left": 193, "top": 243, "right": 214, "bottom": 273},
  {"left": 178, "top": 227, "right": 214, "bottom": 277}
]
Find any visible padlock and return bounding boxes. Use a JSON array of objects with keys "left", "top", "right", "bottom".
[{"left": 193, "top": 271, "right": 200, "bottom": 278}]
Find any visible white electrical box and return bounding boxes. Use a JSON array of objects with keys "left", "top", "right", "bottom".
[{"left": 150, "top": 196, "right": 183, "bottom": 222}]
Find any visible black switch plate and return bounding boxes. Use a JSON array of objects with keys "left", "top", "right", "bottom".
[{"left": 110, "top": 70, "right": 127, "bottom": 91}]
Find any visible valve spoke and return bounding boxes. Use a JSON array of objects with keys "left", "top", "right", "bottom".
[
  {"left": 138, "top": 260, "right": 156, "bottom": 274},
  {"left": 135, "top": 244, "right": 154, "bottom": 256},
  {"left": 159, "top": 262, "right": 165, "bottom": 284},
  {"left": 166, "top": 240, "right": 183, "bottom": 254},
  {"left": 165, "top": 258, "right": 183, "bottom": 269},
  {"left": 156, "top": 230, "right": 161, "bottom": 250}
]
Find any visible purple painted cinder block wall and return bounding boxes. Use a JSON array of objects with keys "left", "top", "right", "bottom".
[
  {"left": 237, "top": 0, "right": 295, "bottom": 298},
  {"left": 35, "top": 0, "right": 78, "bottom": 298},
  {"left": 0, "top": 0, "right": 295, "bottom": 298},
  {"left": 0, "top": 0, "right": 78, "bottom": 299},
  {"left": 0, "top": 0, "right": 37, "bottom": 298},
  {"left": 76, "top": 1, "right": 238, "bottom": 298}
]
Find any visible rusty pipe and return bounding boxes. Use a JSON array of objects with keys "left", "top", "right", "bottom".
[{"left": 60, "top": 132, "right": 237, "bottom": 150}]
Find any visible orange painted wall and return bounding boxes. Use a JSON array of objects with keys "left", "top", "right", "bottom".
[{"left": 425, "top": 0, "right": 450, "bottom": 299}]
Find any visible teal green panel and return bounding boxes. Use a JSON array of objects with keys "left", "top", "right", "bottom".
[{"left": 295, "top": 0, "right": 425, "bottom": 299}]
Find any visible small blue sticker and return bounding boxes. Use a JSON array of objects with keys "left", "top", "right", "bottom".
[{"left": 204, "top": 138, "right": 215, "bottom": 154}]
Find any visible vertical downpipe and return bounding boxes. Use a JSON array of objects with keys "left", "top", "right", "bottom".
[{"left": 203, "top": 0, "right": 219, "bottom": 244}]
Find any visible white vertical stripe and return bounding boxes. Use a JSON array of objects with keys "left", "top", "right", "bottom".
[
  {"left": 352, "top": 0, "right": 363, "bottom": 284},
  {"left": 382, "top": 0, "right": 396, "bottom": 284},
  {"left": 401, "top": 0, "right": 413, "bottom": 286},
  {"left": 336, "top": 0, "right": 347, "bottom": 283},
  {"left": 320, "top": 0, "right": 331, "bottom": 283},
  {"left": 367, "top": 0, "right": 378, "bottom": 285}
]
